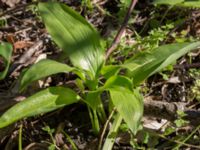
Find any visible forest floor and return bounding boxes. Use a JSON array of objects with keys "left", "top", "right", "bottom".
[{"left": 1, "top": 0, "right": 200, "bottom": 149}]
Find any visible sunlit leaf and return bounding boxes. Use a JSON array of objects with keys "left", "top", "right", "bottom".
[
  {"left": 101, "top": 75, "right": 133, "bottom": 91},
  {"left": 0, "top": 87, "right": 80, "bottom": 128},
  {"left": 20, "top": 59, "right": 74, "bottom": 91},
  {"left": 38, "top": 2, "right": 104, "bottom": 79},
  {"left": 0, "top": 42, "right": 12, "bottom": 80},
  {"left": 153, "top": 0, "right": 184, "bottom": 5},
  {"left": 122, "top": 42, "right": 200, "bottom": 85},
  {"left": 181, "top": 1, "right": 200, "bottom": 7},
  {"left": 102, "top": 75, "right": 143, "bottom": 134},
  {"left": 101, "top": 65, "right": 120, "bottom": 79},
  {"left": 109, "top": 87, "right": 143, "bottom": 134}
]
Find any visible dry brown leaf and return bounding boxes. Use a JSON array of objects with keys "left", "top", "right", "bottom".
[{"left": 14, "top": 41, "right": 33, "bottom": 50}]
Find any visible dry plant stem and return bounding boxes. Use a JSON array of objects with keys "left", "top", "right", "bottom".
[
  {"left": 144, "top": 98, "right": 200, "bottom": 126},
  {"left": 156, "top": 133, "right": 200, "bottom": 149},
  {"left": 105, "top": 0, "right": 138, "bottom": 59},
  {"left": 98, "top": 108, "right": 116, "bottom": 150}
]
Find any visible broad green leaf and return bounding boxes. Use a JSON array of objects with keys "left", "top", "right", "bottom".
[
  {"left": 101, "top": 65, "right": 120, "bottom": 79},
  {"left": 109, "top": 88, "right": 143, "bottom": 134},
  {"left": 101, "top": 75, "right": 133, "bottom": 91},
  {"left": 122, "top": 42, "right": 200, "bottom": 85},
  {"left": 153, "top": 0, "right": 184, "bottom": 5},
  {"left": 102, "top": 76, "right": 143, "bottom": 133},
  {"left": 84, "top": 91, "right": 101, "bottom": 110},
  {"left": 20, "top": 59, "right": 74, "bottom": 91},
  {"left": 0, "top": 87, "right": 80, "bottom": 128},
  {"left": 181, "top": 1, "right": 200, "bottom": 7},
  {"left": 153, "top": 0, "right": 200, "bottom": 7},
  {"left": 38, "top": 2, "right": 104, "bottom": 79},
  {"left": 0, "top": 42, "right": 12, "bottom": 80}
]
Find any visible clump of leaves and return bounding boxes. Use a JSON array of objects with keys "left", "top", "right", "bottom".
[{"left": 0, "top": 2, "right": 200, "bottom": 149}]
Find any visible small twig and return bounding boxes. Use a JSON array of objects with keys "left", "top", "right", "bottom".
[
  {"left": 156, "top": 133, "right": 200, "bottom": 149},
  {"left": 144, "top": 98, "right": 200, "bottom": 126},
  {"left": 174, "top": 124, "right": 200, "bottom": 149},
  {"left": 105, "top": 0, "right": 138, "bottom": 60},
  {"left": 98, "top": 107, "right": 116, "bottom": 150},
  {"left": 0, "top": 2, "right": 38, "bottom": 18}
]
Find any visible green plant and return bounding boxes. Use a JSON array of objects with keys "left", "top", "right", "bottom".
[
  {"left": 0, "top": 2, "right": 200, "bottom": 149},
  {"left": 42, "top": 125, "right": 57, "bottom": 150}
]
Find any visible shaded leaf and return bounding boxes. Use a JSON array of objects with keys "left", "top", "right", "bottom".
[
  {"left": 0, "top": 42, "right": 12, "bottom": 80},
  {"left": 0, "top": 87, "right": 79, "bottom": 128},
  {"left": 84, "top": 91, "right": 101, "bottom": 110},
  {"left": 38, "top": 2, "right": 104, "bottom": 79},
  {"left": 20, "top": 59, "right": 74, "bottom": 91},
  {"left": 122, "top": 42, "right": 200, "bottom": 85}
]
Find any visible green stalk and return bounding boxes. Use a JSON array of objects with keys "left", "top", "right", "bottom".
[
  {"left": 18, "top": 125, "right": 23, "bottom": 150},
  {"left": 88, "top": 106, "right": 100, "bottom": 134},
  {"left": 102, "top": 112, "right": 122, "bottom": 150}
]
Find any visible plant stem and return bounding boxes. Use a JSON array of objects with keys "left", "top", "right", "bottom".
[
  {"left": 106, "top": 0, "right": 138, "bottom": 60},
  {"left": 18, "top": 125, "right": 23, "bottom": 150}
]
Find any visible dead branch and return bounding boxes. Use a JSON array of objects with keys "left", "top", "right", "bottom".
[{"left": 144, "top": 98, "right": 200, "bottom": 126}]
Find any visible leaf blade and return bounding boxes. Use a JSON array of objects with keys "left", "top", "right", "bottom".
[
  {"left": 38, "top": 2, "right": 104, "bottom": 78},
  {"left": 0, "top": 87, "right": 79, "bottom": 128},
  {"left": 20, "top": 59, "right": 74, "bottom": 91},
  {"left": 103, "top": 75, "right": 143, "bottom": 134},
  {"left": 109, "top": 88, "right": 143, "bottom": 134},
  {"left": 0, "top": 42, "right": 12, "bottom": 80},
  {"left": 122, "top": 42, "right": 200, "bottom": 85}
]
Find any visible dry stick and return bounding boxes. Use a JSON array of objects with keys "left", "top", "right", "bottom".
[
  {"left": 156, "top": 133, "right": 200, "bottom": 149},
  {"left": 105, "top": 0, "right": 138, "bottom": 60},
  {"left": 144, "top": 98, "right": 200, "bottom": 126}
]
